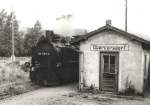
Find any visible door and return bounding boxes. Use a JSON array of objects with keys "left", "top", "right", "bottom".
[{"left": 100, "top": 52, "right": 119, "bottom": 92}]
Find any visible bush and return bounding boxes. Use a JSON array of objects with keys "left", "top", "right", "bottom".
[
  {"left": 124, "top": 85, "right": 135, "bottom": 95},
  {"left": 124, "top": 77, "right": 136, "bottom": 95},
  {"left": 0, "top": 62, "right": 29, "bottom": 85}
]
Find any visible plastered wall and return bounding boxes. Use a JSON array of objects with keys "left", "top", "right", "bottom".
[{"left": 80, "top": 31, "right": 145, "bottom": 93}]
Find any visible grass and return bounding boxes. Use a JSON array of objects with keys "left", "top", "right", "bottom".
[
  {"left": 0, "top": 60, "right": 29, "bottom": 85},
  {"left": 0, "top": 57, "right": 40, "bottom": 99}
]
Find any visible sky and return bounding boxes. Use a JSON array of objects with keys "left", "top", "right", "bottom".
[{"left": 1, "top": 0, "right": 150, "bottom": 37}]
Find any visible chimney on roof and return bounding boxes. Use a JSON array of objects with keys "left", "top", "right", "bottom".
[
  {"left": 106, "top": 19, "right": 112, "bottom": 26},
  {"left": 46, "top": 30, "right": 54, "bottom": 42}
]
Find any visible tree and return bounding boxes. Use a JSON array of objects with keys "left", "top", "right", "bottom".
[
  {"left": 0, "top": 10, "right": 43, "bottom": 56},
  {"left": 23, "top": 20, "right": 43, "bottom": 55},
  {"left": 0, "top": 10, "right": 21, "bottom": 56},
  {"left": 0, "top": 9, "right": 7, "bottom": 56},
  {"left": 0, "top": 9, "right": 7, "bottom": 30}
]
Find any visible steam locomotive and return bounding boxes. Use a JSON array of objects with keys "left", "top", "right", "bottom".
[{"left": 29, "top": 32, "right": 79, "bottom": 85}]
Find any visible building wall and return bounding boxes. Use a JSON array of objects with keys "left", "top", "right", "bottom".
[{"left": 79, "top": 30, "right": 145, "bottom": 93}]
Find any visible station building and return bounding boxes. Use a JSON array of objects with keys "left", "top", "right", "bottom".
[{"left": 73, "top": 21, "right": 150, "bottom": 93}]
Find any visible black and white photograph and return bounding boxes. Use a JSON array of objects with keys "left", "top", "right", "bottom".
[{"left": 0, "top": 0, "right": 150, "bottom": 105}]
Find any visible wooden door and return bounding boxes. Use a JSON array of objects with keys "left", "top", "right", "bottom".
[{"left": 100, "top": 52, "right": 119, "bottom": 92}]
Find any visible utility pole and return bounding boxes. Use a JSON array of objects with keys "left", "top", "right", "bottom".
[
  {"left": 125, "top": 0, "right": 128, "bottom": 32},
  {"left": 11, "top": 11, "right": 15, "bottom": 62}
]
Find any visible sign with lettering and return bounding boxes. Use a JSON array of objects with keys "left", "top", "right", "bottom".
[{"left": 91, "top": 44, "right": 129, "bottom": 51}]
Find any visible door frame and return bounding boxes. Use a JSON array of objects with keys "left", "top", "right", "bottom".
[{"left": 99, "top": 52, "right": 119, "bottom": 92}]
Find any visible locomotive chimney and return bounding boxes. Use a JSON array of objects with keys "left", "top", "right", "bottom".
[{"left": 46, "top": 30, "right": 54, "bottom": 42}]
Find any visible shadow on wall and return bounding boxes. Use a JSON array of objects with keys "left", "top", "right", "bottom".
[{"left": 124, "top": 76, "right": 136, "bottom": 95}]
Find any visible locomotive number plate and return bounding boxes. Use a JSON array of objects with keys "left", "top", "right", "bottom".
[{"left": 37, "top": 52, "right": 51, "bottom": 56}]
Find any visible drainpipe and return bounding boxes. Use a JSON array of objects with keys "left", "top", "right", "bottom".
[{"left": 79, "top": 51, "right": 84, "bottom": 91}]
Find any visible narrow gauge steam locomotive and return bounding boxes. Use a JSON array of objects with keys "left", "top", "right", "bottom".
[{"left": 29, "top": 35, "right": 79, "bottom": 85}]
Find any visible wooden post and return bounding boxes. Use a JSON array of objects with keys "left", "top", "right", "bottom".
[
  {"left": 11, "top": 11, "right": 15, "bottom": 62},
  {"left": 125, "top": 0, "right": 128, "bottom": 32}
]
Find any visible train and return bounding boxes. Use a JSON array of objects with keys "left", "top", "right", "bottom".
[{"left": 28, "top": 32, "right": 79, "bottom": 85}]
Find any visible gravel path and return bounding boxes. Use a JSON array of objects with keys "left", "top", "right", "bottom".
[
  {"left": 0, "top": 83, "right": 150, "bottom": 105},
  {"left": 0, "top": 84, "right": 77, "bottom": 105}
]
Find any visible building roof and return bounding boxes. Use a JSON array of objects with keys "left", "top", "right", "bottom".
[{"left": 71, "top": 24, "right": 150, "bottom": 45}]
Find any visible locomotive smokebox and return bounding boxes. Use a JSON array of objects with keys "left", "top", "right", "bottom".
[{"left": 46, "top": 30, "right": 54, "bottom": 42}]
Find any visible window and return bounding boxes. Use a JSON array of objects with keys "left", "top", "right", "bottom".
[
  {"left": 103, "top": 54, "right": 116, "bottom": 74},
  {"left": 110, "top": 55, "right": 115, "bottom": 73},
  {"left": 104, "top": 55, "right": 109, "bottom": 73}
]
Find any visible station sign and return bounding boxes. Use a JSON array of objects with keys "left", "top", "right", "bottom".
[{"left": 91, "top": 44, "right": 129, "bottom": 51}]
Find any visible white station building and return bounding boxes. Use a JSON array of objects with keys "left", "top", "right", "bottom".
[{"left": 73, "top": 21, "right": 150, "bottom": 93}]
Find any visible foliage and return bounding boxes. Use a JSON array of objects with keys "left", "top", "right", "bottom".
[
  {"left": 0, "top": 9, "right": 45, "bottom": 56},
  {"left": 0, "top": 62, "right": 29, "bottom": 84},
  {"left": 0, "top": 9, "right": 71, "bottom": 56},
  {"left": 23, "top": 20, "right": 43, "bottom": 55},
  {"left": 124, "top": 77, "right": 136, "bottom": 95},
  {"left": 0, "top": 10, "right": 22, "bottom": 56}
]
